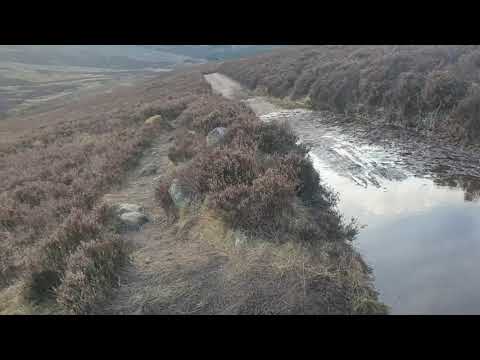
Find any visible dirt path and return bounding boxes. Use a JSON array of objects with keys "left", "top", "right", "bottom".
[
  {"left": 101, "top": 133, "right": 172, "bottom": 313},
  {"left": 101, "top": 76, "right": 302, "bottom": 314},
  {"left": 102, "top": 131, "right": 230, "bottom": 315},
  {"left": 204, "top": 72, "right": 279, "bottom": 116}
]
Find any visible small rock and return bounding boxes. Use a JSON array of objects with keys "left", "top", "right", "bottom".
[
  {"left": 168, "top": 179, "right": 195, "bottom": 209},
  {"left": 144, "top": 114, "right": 163, "bottom": 125},
  {"left": 234, "top": 230, "right": 248, "bottom": 247},
  {"left": 140, "top": 163, "right": 158, "bottom": 176},
  {"left": 119, "top": 211, "right": 149, "bottom": 228},
  {"left": 206, "top": 127, "right": 227, "bottom": 146},
  {"left": 144, "top": 114, "right": 173, "bottom": 131},
  {"left": 113, "top": 203, "right": 143, "bottom": 216}
]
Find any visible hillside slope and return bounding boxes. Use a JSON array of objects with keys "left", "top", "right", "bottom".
[
  {"left": 217, "top": 45, "right": 480, "bottom": 144},
  {"left": 0, "top": 66, "right": 386, "bottom": 314},
  {"left": 143, "top": 45, "right": 278, "bottom": 61},
  {"left": 0, "top": 46, "right": 195, "bottom": 69}
]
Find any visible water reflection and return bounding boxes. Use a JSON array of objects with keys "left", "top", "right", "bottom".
[
  {"left": 264, "top": 107, "right": 480, "bottom": 314},
  {"left": 433, "top": 175, "right": 480, "bottom": 202},
  {"left": 309, "top": 149, "right": 480, "bottom": 314},
  {"left": 359, "top": 204, "right": 480, "bottom": 314}
]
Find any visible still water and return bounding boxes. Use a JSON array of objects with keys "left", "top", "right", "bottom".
[
  {"left": 313, "top": 154, "right": 480, "bottom": 314},
  {"left": 270, "top": 110, "right": 480, "bottom": 314}
]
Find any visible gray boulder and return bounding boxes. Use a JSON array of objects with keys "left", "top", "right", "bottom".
[
  {"left": 234, "top": 230, "right": 248, "bottom": 247},
  {"left": 113, "top": 203, "right": 143, "bottom": 216},
  {"left": 206, "top": 127, "right": 227, "bottom": 146},
  {"left": 119, "top": 211, "right": 149, "bottom": 228},
  {"left": 168, "top": 179, "right": 195, "bottom": 209},
  {"left": 144, "top": 114, "right": 163, "bottom": 125},
  {"left": 140, "top": 163, "right": 158, "bottom": 176}
]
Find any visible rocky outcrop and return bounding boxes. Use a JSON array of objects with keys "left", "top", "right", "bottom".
[
  {"left": 139, "top": 163, "right": 158, "bottom": 176},
  {"left": 113, "top": 203, "right": 143, "bottom": 216},
  {"left": 119, "top": 211, "right": 149, "bottom": 228},
  {"left": 206, "top": 127, "right": 227, "bottom": 146},
  {"left": 109, "top": 203, "right": 149, "bottom": 230}
]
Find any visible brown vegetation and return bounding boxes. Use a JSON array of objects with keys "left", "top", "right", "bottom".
[
  {"left": 216, "top": 45, "right": 480, "bottom": 144},
  {"left": 1, "top": 65, "right": 386, "bottom": 314},
  {"left": 0, "top": 70, "right": 211, "bottom": 312},
  {"left": 154, "top": 87, "right": 385, "bottom": 313}
]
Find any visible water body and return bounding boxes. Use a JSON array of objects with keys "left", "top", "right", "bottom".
[{"left": 205, "top": 73, "right": 480, "bottom": 314}]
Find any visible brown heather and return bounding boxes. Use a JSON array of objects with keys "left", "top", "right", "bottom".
[
  {"left": 1, "top": 64, "right": 386, "bottom": 314},
  {"left": 153, "top": 75, "right": 385, "bottom": 313},
  {"left": 217, "top": 45, "right": 480, "bottom": 144},
  {"left": 0, "top": 70, "right": 211, "bottom": 311}
]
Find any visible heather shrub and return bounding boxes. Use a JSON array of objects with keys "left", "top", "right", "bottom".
[
  {"left": 55, "top": 235, "right": 128, "bottom": 314},
  {"left": 222, "top": 121, "right": 258, "bottom": 149},
  {"left": 422, "top": 70, "right": 468, "bottom": 111},
  {"left": 25, "top": 208, "right": 101, "bottom": 302},
  {"left": 224, "top": 121, "right": 307, "bottom": 156},
  {"left": 12, "top": 182, "right": 49, "bottom": 207},
  {"left": 168, "top": 129, "right": 206, "bottom": 164},
  {"left": 0, "top": 203, "right": 20, "bottom": 230},
  {"left": 389, "top": 71, "right": 425, "bottom": 120},
  {"left": 160, "top": 100, "right": 346, "bottom": 244},
  {"left": 455, "top": 49, "right": 480, "bottom": 82},
  {"left": 177, "top": 145, "right": 258, "bottom": 195},
  {"left": 277, "top": 153, "right": 322, "bottom": 205},
  {"left": 176, "top": 95, "right": 256, "bottom": 134},
  {"left": 218, "top": 45, "right": 480, "bottom": 143},
  {"left": 254, "top": 122, "right": 306, "bottom": 155},
  {"left": 210, "top": 168, "right": 297, "bottom": 238},
  {"left": 155, "top": 175, "right": 178, "bottom": 221},
  {"left": 452, "top": 86, "right": 480, "bottom": 142},
  {"left": 139, "top": 97, "right": 191, "bottom": 121},
  {"left": 0, "top": 239, "right": 16, "bottom": 288}
]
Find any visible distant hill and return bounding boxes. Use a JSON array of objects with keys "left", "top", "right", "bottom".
[
  {"left": 0, "top": 45, "right": 278, "bottom": 118},
  {"left": 0, "top": 45, "right": 197, "bottom": 70},
  {"left": 141, "top": 45, "right": 279, "bottom": 62},
  {"left": 0, "top": 46, "right": 279, "bottom": 70}
]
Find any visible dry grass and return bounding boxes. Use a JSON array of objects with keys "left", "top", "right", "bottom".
[
  {"left": 124, "top": 206, "right": 387, "bottom": 314},
  {"left": 55, "top": 235, "right": 129, "bottom": 314}
]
